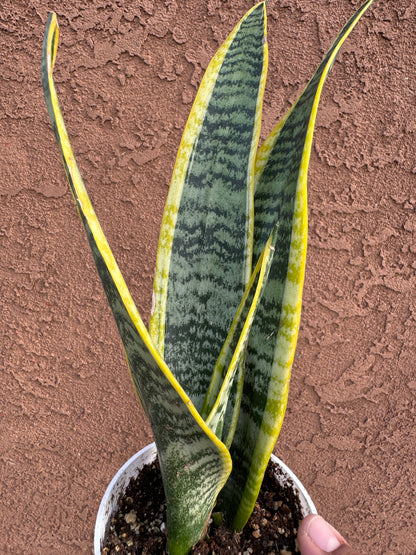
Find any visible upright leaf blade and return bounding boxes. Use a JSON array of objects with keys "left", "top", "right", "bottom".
[
  {"left": 42, "top": 14, "right": 231, "bottom": 554},
  {"left": 150, "top": 3, "right": 268, "bottom": 413},
  {"left": 202, "top": 225, "right": 279, "bottom": 445},
  {"left": 220, "top": 0, "right": 375, "bottom": 529}
]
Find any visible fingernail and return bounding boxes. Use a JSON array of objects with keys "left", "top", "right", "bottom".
[{"left": 307, "top": 515, "right": 342, "bottom": 552}]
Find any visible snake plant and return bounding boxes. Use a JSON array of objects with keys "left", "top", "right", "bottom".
[{"left": 42, "top": 1, "right": 374, "bottom": 553}]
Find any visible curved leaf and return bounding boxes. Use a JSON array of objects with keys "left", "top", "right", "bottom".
[
  {"left": 42, "top": 14, "right": 231, "bottom": 555},
  {"left": 221, "top": 0, "right": 375, "bottom": 529},
  {"left": 150, "top": 3, "right": 268, "bottom": 413}
]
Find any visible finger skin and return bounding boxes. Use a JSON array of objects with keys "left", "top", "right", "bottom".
[{"left": 298, "top": 515, "right": 362, "bottom": 555}]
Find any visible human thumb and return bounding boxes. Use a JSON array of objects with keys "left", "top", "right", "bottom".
[{"left": 298, "top": 515, "right": 362, "bottom": 555}]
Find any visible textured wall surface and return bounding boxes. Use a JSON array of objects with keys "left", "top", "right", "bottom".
[{"left": 1, "top": 0, "right": 415, "bottom": 553}]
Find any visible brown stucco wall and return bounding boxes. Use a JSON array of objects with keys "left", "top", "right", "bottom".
[{"left": 1, "top": 1, "right": 415, "bottom": 553}]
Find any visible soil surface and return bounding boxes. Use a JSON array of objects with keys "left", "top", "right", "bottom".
[
  {"left": 103, "top": 457, "right": 303, "bottom": 555},
  {"left": 1, "top": 1, "right": 416, "bottom": 554}
]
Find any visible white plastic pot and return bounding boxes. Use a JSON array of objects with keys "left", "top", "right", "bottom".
[{"left": 94, "top": 442, "right": 317, "bottom": 554}]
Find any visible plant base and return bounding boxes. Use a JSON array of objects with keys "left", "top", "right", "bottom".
[{"left": 95, "top": 444, "right": 316, "bottom": 555}]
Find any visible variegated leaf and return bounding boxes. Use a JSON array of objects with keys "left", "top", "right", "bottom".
[
  {"left": 221, "top": 0, "right": 375, "bottom": 529},
  {"left": 150, "top": 3, "right": 268, "bottom": 413},
  {"left": 203, "top": 225, "right": 279, "bottom": 446},
  {"left": 42, "top": 14, "right": 231, "bottom": 555}
]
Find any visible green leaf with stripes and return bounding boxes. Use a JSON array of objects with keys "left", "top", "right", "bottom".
[
  {"left": 219, "top": 0, "right": 375, "bottom": 530},
  {"left": 203, "top": 225, "right": 279, "bottom": 446},
  {"left": 42, "top": 13, "right": 231, "bottom": 555},
  {"left": 149, "top": 3, "right": 268, "bottom": 414}
]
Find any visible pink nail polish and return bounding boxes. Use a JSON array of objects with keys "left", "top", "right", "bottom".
[{"left": 307, "top": 515, "right": 342, "bottom": 552}]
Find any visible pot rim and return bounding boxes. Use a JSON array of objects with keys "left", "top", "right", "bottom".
[{"left": 94, "top": 442, "right": 317, "bottom": 554}]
